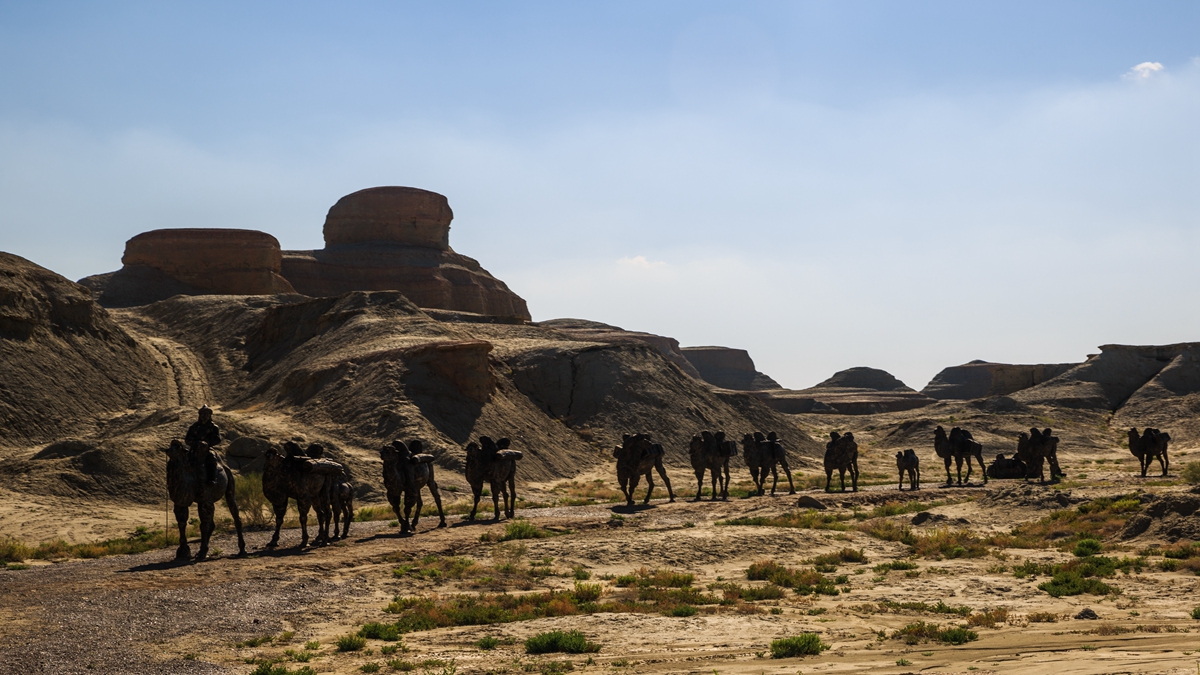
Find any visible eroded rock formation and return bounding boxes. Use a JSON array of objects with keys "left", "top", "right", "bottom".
[
  {"left": 680, "top": 346, "right": 781, "bottom": 391},
  {"left": 80, "top": 229, "right": 296, "bottom": 307},
  {"left": 538, "top": 318, "right": 702, "bottom": 379},
  {"left": 756, "top": 367, "right": 936, "bottom": 415},
  {"left": 922, "top": 360, "right": 1078, "bottom": 400},
  {"left": 280, "top": 187, "right": 530, "bottom": 320}
]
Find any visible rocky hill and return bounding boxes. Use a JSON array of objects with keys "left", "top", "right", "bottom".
[
  {"left": 921, "top": 360, "right": 1079, "bottom": 400},
  {"left": 679, "top": 346, "right": 781, "bottom": 391},
  {"left": 753, "top": 367, "right": 936, "bottom": 415}
]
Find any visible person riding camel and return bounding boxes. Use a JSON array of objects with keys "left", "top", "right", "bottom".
[{"left": 185, "top": 405, "right": 222, "bottom": 485}]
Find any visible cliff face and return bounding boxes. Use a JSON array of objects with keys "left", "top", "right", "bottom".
[
  {"left": 280, "top": 187, "right": 531, "bottom": 320},
  {"left": 80, "top": 229, "right": 296, "bottom": 307},
  {"left": 680, "top": 346, "right": 781, "bottom": 391},
  {"left": 0, "top": 252, "right": 166, "bottom": 445},
  {"left": 538, "top": 319, "right": 703, "bottom": 379},
  {"left": 1014, "top": 343, "right": 1200, "bottom": 411},
  {"left": 921, "top": 360, "right": 1078, "bottom": 400},
  {"left": 755, "top": 367, "right": 935, "bottom": 415}
]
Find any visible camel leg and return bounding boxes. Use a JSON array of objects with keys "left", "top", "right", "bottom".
[
  {"left": 898, "top": 468, "right": 904, "bottom": 491},
  {"left": 955, "top": 456, "right": 965, "bottom": 486},
  {"left": 850, "top": 459, "right": 859, "bottom": 492},
  {"left": 722, "top": 461, "right": 731, "bottom": 500},
  {"left": 978, "top": 451, "right": 988, "bottom": 484},
  {"left": 642, "top": 470, "right": 655, "bottom": 505},
  {"left": 838, "top": 468, "right": 846, "bottom": 492},
  {"left": 195, "top": 501, "right": 215, "bottom": 561},
  {"left": 411, "top": 491, "right": 424, "bottom": 532},
  {"left": 625, "top": 472, "right": 640, "bottom": 506},
  {"left": 769, "top": 464, "right": 779, "bottom": 496},
  {"left": 297, "top": 501, "right": 311, "bottom": 547},
  {"left": 654, "top": 460, "right": 675, "bottom": 502},
  {"left": 692, "top": 469, "right": 705, "bottom": 502},
  {"left": 506, "top": 472, "right": 517, "bottom": 519},
  {"left": 824, "top": 467, "right": 833, "bottom": 492},
  {"left": 223, "top": 471, "right": 247, "bottom": 555},
  {"left": 173, "top": 503, "right": 191, "bottom": 561},
  {"left": 709, "top": 466, "right": 719, "bottom": 502},
  {"left": 779, "top": 458, "right": 795, "bottom": 495},
  {"left": 943, "top": 455, "right": 953, "bottom": 485},
  {"left": 266, "top": 500, "right": 286, "bottom": 548},
  {"left": 491, "top": 480, "right": 502, "bottom": 521},
  {"left": 469, "top": 483, "right": 483, "bottom": 521},
  {"left": 428, "top": 482, "right": 447, "bottom": 527}
]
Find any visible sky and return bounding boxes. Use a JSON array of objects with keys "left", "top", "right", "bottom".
[{"left": 1, "top": 1, "right": 1199, "bottom": 390}]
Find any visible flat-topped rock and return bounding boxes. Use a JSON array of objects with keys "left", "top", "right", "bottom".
[
  {"left": 80, "top": 228, "right": 296, "bottom": 306},
  {"left": 324, "top": 187, "right": 452, "bottom": 249},
  {"left": 538, "top": 318, "right": 702, "bottom": 379},
  {"left": 681, "top": 346, "right": 781, "bottom": 390},
  {"left": 922, "top": 360, "right": 1078, "bottom": 400},
  {"left": 754, "top": 366, "right": 935, "bottom": 415}
]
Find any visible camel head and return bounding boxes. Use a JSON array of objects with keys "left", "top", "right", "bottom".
[
  {"left": 305, "top": 443, "right": 325, "bottom": 459},
  {"left": 829, "top": 431, "right": 841, "bottom": 442},
  {"left": 934, "top": 426, "right": 947, "bottom": 440},
  {"left": 895, "top": 451, "right": 904, "bottom": 461},
  {"left": 283, "top": 441, "right": 305, "bottom": 458},
  {"left": 700, "top": 430, "right": 714, "bottom": 443},
  {"left": 480, "top": 436, "right": 498, "bottom": 453},
  {"left": 496, "top": 438, "right": 511, "bottom": 450},
  {"left": 689, "top": 435, "right": 704, "bottom": 456},
  {"left": 753, "top": 431, "right": 766, "bottom": 442},
  {"left": 161, "top": 438, "right": 189, "bottom": 460},
  {"left": 766, "top": 431, "right": 778, "bottom": 442},
  {"left": 742, "top": 433, "right": 755, "bottom": 446},
  {"left": 714, "top": 431, "right": 726, "bottom": 443},
  {"left": 465, "top": 441, "right": 481, "bottom": 458}
]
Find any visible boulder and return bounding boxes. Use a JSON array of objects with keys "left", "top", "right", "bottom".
[
  {"left": 80, "top": 229, "right": 296, "bottom": 307},
  {"left": 680, "top": 346, "right": 781, "bottom": 391},
  {"left": 280, "top": 187, "right": 531, "bottom": 320}
]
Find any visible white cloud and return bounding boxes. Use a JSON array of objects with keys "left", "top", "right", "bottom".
[{"left": 1124, "top": 61, "right": 1165, "bottom": 80}]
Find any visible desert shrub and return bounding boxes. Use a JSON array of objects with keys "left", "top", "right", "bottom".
[
  {"left": 1038, "top": 570, "right": 1116, "bottom": 597},
  {"left": 387, "top": 660, "right": 415, "bottom": 671},
  {"left": 717, "top": 583, "right": 785, "bottom": 602},
  {"left": 1073, "top": 539, "right": 1103, "bottom": 557},
  {"left": 1162, "top": 542, "right": 1200, "bottom": 559},
  {"left": 1026, "top": 611, "right": 1057, "bottom": 622},
  {"left": 360, "top": 664, "right": 381, "bottom": 673},
  {"left": 336, "top": 634, "right": 367, "bottom": 651},
  {"left": 571, "top": 565, "right": 591, "bottom": 580},
  {"left": 938, "top": 627, "right": 978, "bottom": 645},
  {"left": 990, "top": 496, "right": 1140, "bottom": 550},
  {"left": 572, "top": 582, "right": 602, "bottom": 602},
  {"left": 358, "top": 622, "right": 400, "bottom": 641},
  {"left": 670, "top": 604, "right": 698, "bottom": 617},
  {"left": 876, "top": 600, "right": 971, "bottom": 616},
  {"left": 250, "top": 665, "right": 315, "bottom": 675},
  {"left": 524, "top": 630, "right": 600, "bottom": 654},
  {"left": 856, "top": 520, "right": 916, "bottom": 545},
  {"left": 476, "top": 636, "right": 500, "bottom": 650},
  {"left": 392, "top": 555, "right": 478, "bottom": 580},
  {"left": 874, "top": 560, "right": 918, "bottom": 573},
  {"left": 1180, "top": 461, "right": 1200, "bottom": 484},
  {"left": 617, "top": 568, "right": 694, "bottom": 588},
  {"left": 893, "top": 622, "right": 977, "bottom": 645},
  {"left": 746, "top": 560, "right": 838, "bottom": 595},
  {"left": 355, "top": 505, "right": 394, "bottom": 522},
  {"left": 1191, "top": 607, "right": 1200, "bottom": 620},
  {"left": 237, "top": 635, "right": 274, "bottom": 648},
  {"left": 807, "top": 548, "right": 866, "bottom": 566},
  {"left": 859, "top": 500, "right": 950, "bottom": 519},
  {"left": 482, "top": 520, "right": 553, "bottom": 542},
  {"left": 966, "top": 608, "right": 1009, "bottom": 628},
  {"left": 0, "top": 536, "right": 32, "bottom": 563},
  {"left": 234, "top": 473, "right": 271, "bottom": 527},
  {"left": 769, "top": 633, "right": 829, "bottom": 658},
  {"left": 911, "top": 528, "right": 989, "bottom": 559}
]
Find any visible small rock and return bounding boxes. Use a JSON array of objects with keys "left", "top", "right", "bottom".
[
  {"left": 1074, "top": 608, "right": 1099, "bottom": 620},
  {"left": 796, "top": 496, "right": 827, "bottom": 510},
  {"left": 911, "top": 511, "right": 947, "bottom": 526}
]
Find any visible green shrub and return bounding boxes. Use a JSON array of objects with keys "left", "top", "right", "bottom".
[
  {"left": 494, "top": 520, "right": 552, "bottom": 542},
  {"left": 769, "top": 634, "right": 829, "bottom": 658},
  {"left": 358, "top": 622, "right": 400, "bottom": 641},
  {"left": 336, "top": 634, "right": 367, "bottom": 651},
  {"left": 670, "top": 604, "right": 698, "bottom": 617},
  {"left": 524, "top": 630, "right": 600, "bottom": 654},
  {"left": 249, "top": 664, "right": 316, "bottom": 675},
  {"left": 1191, "top": 607, "right": 1200, "bottom": 620},
  {"left": 572, "top": 582, "right": 602, "bottom": 602},
  {"left": 360, "top": 664, "right": 381, "bottom": 673},
  {"left": 1038, "top": 570, "right": 1116, "bottom": 597},
  {"left": 1181, "top": 461, "right": 1200, "bottom": 484},
  {"left": 234, "top": 473, "right": 271, "bottom": 527},
  {"left": 476, "top": 636, "right": 500, "bottom": 650},
  {"left": 1073, "top": 539, "right": 1103, "bottom": 557},
  {"left": 937, "top": 627, "right": 978, "bottom": 645}
]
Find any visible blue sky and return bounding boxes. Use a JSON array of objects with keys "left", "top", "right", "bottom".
[{"left": 2, "top": 2, "right": 1198, "bottom": 389}]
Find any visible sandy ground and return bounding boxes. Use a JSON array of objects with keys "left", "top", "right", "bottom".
[{"left": 3, "top": 475, "right": 1200, "bottom": 675}]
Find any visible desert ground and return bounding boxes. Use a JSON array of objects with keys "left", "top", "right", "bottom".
[{"left": 3, "top": 454, "right": 1200, "bottom": 675}]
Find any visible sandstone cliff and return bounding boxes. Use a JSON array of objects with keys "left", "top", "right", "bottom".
[
  {"left": 922, "top": 360, "right": 1078, "bottom": 400},
  {"left": 756, "top": 367, "right": 936, "bottom": 415},
  {"left": 680, "top": 346, "right": 781, "bottom": 391},
  {"left": 280, "top": 187, "right": 531, "bottom": 320},
  {"left": 79, "top": 229, "right": 296, "bottom": 307},
  {"left": 537, "top": 318, "right": 703, "bottom": 379}
]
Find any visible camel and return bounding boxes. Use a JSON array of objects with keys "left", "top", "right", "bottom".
[
  {"left": 613, "top": 433, "right": 675, "bottom": 506},
  {"left": 688, "top": 430, "right": 731, "bottom": 501},
  {"left": 380, "top": 439, "right": 446, "bottom": 534},
  {"left": 824, "top": 431, "right": 859, "bottom": 492},
  {"left": 305, "top": 444, "right": 354, "bottom": 540},
  {"left": 1128, "top": 427, "right": 1170, "bottom": 477},
  {"left": 933, "top": 426, "right": 986, "bottom": 486},
  {"left": 741, "top": 431, "right": 795, "bottom": 496},
  {"left": 1017, "top": 428, "right": 1063, "bottom": 483},
  {"left": 895, "top": 448, "right": 920, "bottom": 490},
  {"left": 986, "top": 453, "right": 1027, "bottom": 480},
  {"left": 465, "top": 436, "right": 523, "bottom": 521},
  {"left": 263, "top": 441, "right": 338, "bottom": 548},
  {"left": 161, "top": 439, "right": 246, "bottom": 561}
]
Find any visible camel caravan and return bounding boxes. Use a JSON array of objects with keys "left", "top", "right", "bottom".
[{"left": 160, "top": 406, "right": 1172, "bottom": 561}]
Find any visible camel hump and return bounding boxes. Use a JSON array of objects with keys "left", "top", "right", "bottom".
[{"left": 650, "top": 443, "right": 666, "bottom": 458}]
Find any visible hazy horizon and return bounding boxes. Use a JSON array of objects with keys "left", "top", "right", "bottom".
[{"left": 3, "top": 2, "right": 1198, "bottom": 390}]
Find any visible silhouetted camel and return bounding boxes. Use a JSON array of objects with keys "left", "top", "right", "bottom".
[
  {"left": 933, "top": 426, "right": 985, "bottom": 485},
  {"left": 466, "top": 436, "right": 522, "bottom": 520},
  {"left": 614, "top": 433, "right": 675, "bottom": 506},
  {"left": 305, "top": 444, "right": 354, "bottom": 540},
  {"left": 263, "top": 441, "right": 336, "bottom": 548},
  {"left": 688, "top": 430, "right": 731, "bottom": 501},
  {"left": 1128, "top": 427, "right": 1170, "bottom": 477},
  {"left": 1017, "top": 428, "right": 1063, "bottom": 483},
  {"left": 381, "top": 439, "right": 446, "bottom": 534},
  {"left": 895, "top": 448, "right": 920, "bottom": 490},
  {"left": 824, "top": 431, "right": 859, "bottom": 492},
  {"left": 161, "top": 439, "right": 246, "bottom": 561}
]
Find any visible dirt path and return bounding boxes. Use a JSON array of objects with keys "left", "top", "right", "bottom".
[{"left": 2, "top": 483, "right": 1198, "bottom": 675}]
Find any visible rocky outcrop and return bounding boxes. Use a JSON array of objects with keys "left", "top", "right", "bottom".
[
  {"left": 756, "top": 367, "right": 935, "bottom": 415},
  {"left": 680, "top": 346, "right": 781, "bottom": 391},
  {"left": 538, "top": 318, "right": 702, "bottom": 379},
  {"left": 280, "top": 187, "right": 530, "bottom": 320},
  {"left": 80, "top": 229, "right": 296, "bottom": 307},
  {"left": 0, "top": 252, "right": 166, "bottom": 444},
  {"left": 922, "top": 360, "right": 1078, "bottom": 400},
  {"left": 1013, "top": 343, "right": 1200, "bottom": 411}
]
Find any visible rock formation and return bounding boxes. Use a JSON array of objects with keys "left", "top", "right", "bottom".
[
  {"left": 280, "top": 187, "right": 530, "bottom": 320},
  {"left": 80, "top": 229, "right": 296, "bottom": 307},
  {"left": 539, "top": 318, "right": 703, "bottom": 379},
  {"left": 0, "top": 252, "right": 167, "bottom": 445},
  {"left": 1014, "top": 343, "right": 1200, "bottom": 411},
  {"left": 755, "top": 367, "right": 936, "bottom": 414},
  {"left": 680, "top": 346, "right": 782, "bottom": 391},
  {"left": 922, "top": 360, "right": 1078, "bottom": 400}
]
